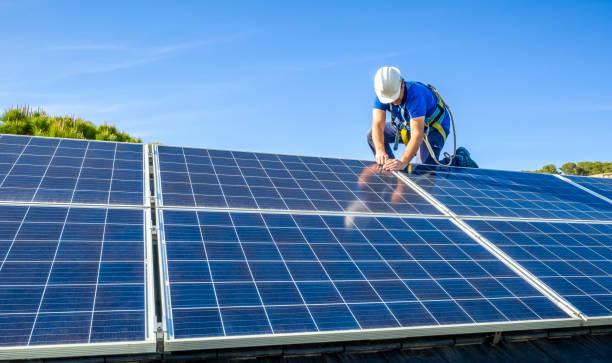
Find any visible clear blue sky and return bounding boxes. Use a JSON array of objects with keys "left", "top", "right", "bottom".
[{"left": 1, "top": 0, "right": 611, "bottom": 171}]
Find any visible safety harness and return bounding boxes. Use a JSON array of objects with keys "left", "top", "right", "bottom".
[{"left": 390, "top": 81, "right": 457, "bottom": 167}]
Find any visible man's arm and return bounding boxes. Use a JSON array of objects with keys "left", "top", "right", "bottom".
[
  {"left": 371, "top": 108, "right": 388, "bottom": 165},
  {"left": 383, "top": 116, "right": 425, "bottom": 171}
]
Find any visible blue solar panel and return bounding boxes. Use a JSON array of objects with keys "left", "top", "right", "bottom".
[
  {"left": 0, "top": 205, "right": 149, "bottom": 347},
  {"left": 154, "top": 145, "right": 441, "bottom": 215},
  {"left": 159, "top": 209, "right": 570, "bottom": 340},
  {"left": 466, "top": 219, "right": 612, "bottom": 318},
  {"left": 0, "top": 134, "right": 145, "bottom": 206},
  {"left": 566, "top": 175, "right": 612, "bottom": 201},
  {"left": 400, "top": 166, "right": 612, "bottom": 221}
]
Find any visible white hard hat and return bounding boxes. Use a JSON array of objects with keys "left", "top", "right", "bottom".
[{"left": 374, "top": 66, "right": 402, "bottom": 104}]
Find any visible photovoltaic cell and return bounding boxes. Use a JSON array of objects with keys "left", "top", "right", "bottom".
[
  {"left": 155, "top": 146, "right": 441, "bottom": 215},
  {"left": 400, "top": 166, "right": 612, "bottom": 221},
  {"left": 0, "top": 205, "right": 149, "bottom": 347},
  {"left": 0, "top": 134, "right": 145, "bottom": 206},
  {"left": 566, "top": 175, "right": 612, "bottom": 201},
  {"left": 466, "top": 219, "right": 612, "bottom": 317},
  {"left": 159, "top": 209, "right": 570, "bottom": 340}
]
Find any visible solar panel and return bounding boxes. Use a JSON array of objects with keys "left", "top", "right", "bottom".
[
  {"left": 0, "top": 205, "right": 154, "bottom": 356},
  {"left": 400, "top": 166, "right": 612, "bottom": 221},
  {"left": 565, "top": 175, "right": 612, "bottom": 201},
  {"left": 154, "top": 145, "right": 441, "bottom": 215},
  {"left": 0, "top": 134, "right": 146, "bottom": 206},
  {"left": 158, "top": 209, "right": 573, "bottom": 346},
  {"left": 3, "top": 134, "right": 603, "bottom": 356},
  {"left": 466, "top": 219, "right": 612, "bottom": 318}
]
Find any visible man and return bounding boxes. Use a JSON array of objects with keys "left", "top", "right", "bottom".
[{"left": 367, "top": 66, "right": 477, "bottom": 170}]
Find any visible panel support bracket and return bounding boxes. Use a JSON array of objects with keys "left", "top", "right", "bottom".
[{"left": 492, "top": 331, "right": 502, "bottom": 345}]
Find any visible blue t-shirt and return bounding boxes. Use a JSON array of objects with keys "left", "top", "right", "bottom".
[{"left": 373, "top": 81, "right": 450, "bottom": 133}]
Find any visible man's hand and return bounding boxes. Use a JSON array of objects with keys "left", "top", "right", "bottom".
[
  {"left": 383, "top": 158, "right": 407, "bottom": 171},
  {"left": 375, "top": 150, "right": 389, "bottom": 165}
]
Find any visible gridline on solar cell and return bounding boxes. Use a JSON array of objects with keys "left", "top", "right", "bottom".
[
  {"left": 467, "top": 219, "right": 612, "bottom": 318},
  {"left": 0, "top": 134, "right": 144, "bottom": 205},
  {"left": 0, "top": 205, "right": 148, "bottom": 347},
  {"left": 566, "top": 175, "right": 612, "bottom": 201},
  {"left": 155, "top": 146, "right": 441, "bottom": 215},
  {"left": 160, "top": 209, "right": 569, "bottom": 339},
  {"left": 401, "top": 166, "right": 612, "bottom": 221}
]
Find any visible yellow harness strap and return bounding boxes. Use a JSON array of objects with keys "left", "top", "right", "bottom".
[
  {"left": 395, "top": 82, "right": 448, "bottom": 146},
  {"left": 400, "top": 128, "right": 409, "bottom": 145},
  {"left": 399, "top": 116, "right": 447, "bottom": 145},
  {"left": 427, "top": 87, "right": 448, "bottom": 143},
  {"left": 430, "top": 119, "right": 447, "bottom": 143}
]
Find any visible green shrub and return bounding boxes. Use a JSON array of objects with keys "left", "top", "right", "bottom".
[{"left": 0, "top": 106, "right": 141, "bottom": 143}]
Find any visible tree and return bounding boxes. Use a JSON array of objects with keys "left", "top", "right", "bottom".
[
  {"left": 530, "top": 161, "right": 612, "bottom": 176},
  {"left": 560, "top": 162, "right": 577, "bottom": 175},
  {"left": 531, "top": 164, "right": 559, "bottom": 174},
  {"left": 576, "top": 161, "right": 611, "bottom": 175}
]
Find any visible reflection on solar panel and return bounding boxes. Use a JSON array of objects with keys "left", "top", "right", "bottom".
[
  {"left": 0, "top": 205, "right": 152, "bottom": 349},
  {"left": 159, "top": 209, "right": 570, "bottom": 341},
  {"left": 155, "top": 146, "right": 441, "bottom": 215},
  {"left": 566, "top": 175, "right": 612, "bottom": 201},
  {"left": 401, "top": 166, "right": 612, "bottom": 220},
  {"left": 0, "top": 134, "right": 145, "bottom": 205},
  {"left": 467, "top": 220, "right": 612, "bottom": 318}
]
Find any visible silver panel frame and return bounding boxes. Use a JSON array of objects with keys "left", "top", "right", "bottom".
[
  {"left": 0, "top": 141, "right": 157, "bottom": 360},
  {"left": 156, "top": 204, "right": 445, "bottom": 219},
  {"left": 164, "top": 318, "right": 580, "bottom": 352},
  {"left": 397, "top": 169, "right": 612, "bottom": 322},
  {"left": 394, "top": 171, "right": 587, "bottom": 320},
  {"left": 150, "top": 145, "right": 612, "bottom": 352},
  {"left": 394, "top": 164, "right": 611, "bottom": 225},
  {"left": 156, "top": 206, "right": 174, "bottom": 341},
  {"left": 142, "top": 143, "right": 151, "bottom": 207},
  {"left": 458, "top": 214, "right": 612, "bottom": 225},
  {"left": 555, "top": 174, "right": 612, "bottom": 205},
  {"left": 156, "top": 206, "right": 583, "bottom": 352},
  {"left": 0, "top": 135, "right": 149, "bottom": 208},
  {"left": 0, "top": 207, "right": 157, "bottom": 360},
  {"left": 152, "top": 144, "right": 164, "bottom": 208},
  {"left": 454, "top": 218, "right": 612, "bottom": 322},
  {"left": 151, "top": 145, "right": 444, "bottom": 218},
  {"left": 144, "top": 205, "right": 158, "bottom": 347},
  {"left": 143, "top": 142, "right": 589, "bottom": 183},
  {"left": 0, "top": 341, "right": 156, "bottom": 360}
]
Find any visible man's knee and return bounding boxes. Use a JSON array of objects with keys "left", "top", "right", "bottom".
[{"left": 366, "top": 129, "right": 373, "bottom": 143}]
